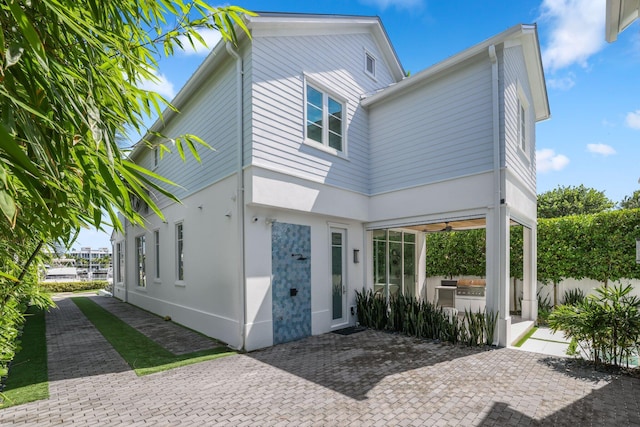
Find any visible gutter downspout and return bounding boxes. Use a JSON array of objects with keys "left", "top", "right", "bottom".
[
  {"left": 488, "top": 44, "right": 506, "bottom": 346},
  {"left": 226, "top": 42, "right": 247, "bottom": 351}
]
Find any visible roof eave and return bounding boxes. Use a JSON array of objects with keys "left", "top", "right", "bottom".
[
  {"left": 605, "top": 0, "right": 640, "bottom": 42},
  {"left": 362, "top": 23, "right": 551, "bottom": 122}
]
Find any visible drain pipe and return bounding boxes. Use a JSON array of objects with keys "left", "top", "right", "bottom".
[
  {"left": 226, "top": 42, "right": 247, "bottom": 351},
  {"left": 488, "top": 44, "right": 504, "bottom": 346}
]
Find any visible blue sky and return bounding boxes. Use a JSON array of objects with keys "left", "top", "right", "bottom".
[{"left": 79, "top": 0, "right": 639, "bottom": 249}]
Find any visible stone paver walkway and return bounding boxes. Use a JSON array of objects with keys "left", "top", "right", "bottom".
[{"left": 1, "top": 295, "right": 639, "bottom": 426}]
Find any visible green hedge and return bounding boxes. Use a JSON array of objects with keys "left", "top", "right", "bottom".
[
  {"left": 39, "top": 281, "right": 108, "bottom": 293},
  {"left": 425, "top": 209, "right": 640, "bottom": 287}
]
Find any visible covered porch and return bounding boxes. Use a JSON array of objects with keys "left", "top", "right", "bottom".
[{"left": 365, "top": 210, "right": 538, "bottom": 347}]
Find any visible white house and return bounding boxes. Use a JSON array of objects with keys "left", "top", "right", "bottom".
[{"left": 112, "top": 12, "right": 550, "bottom": 351}]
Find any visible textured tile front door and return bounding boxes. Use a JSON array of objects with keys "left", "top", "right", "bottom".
[{"left": 271, "top": 222, "right": 311, "bottom": 345}]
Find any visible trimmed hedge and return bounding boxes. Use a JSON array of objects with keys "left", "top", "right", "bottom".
[
  {"left": 39, "top": 281, "right": 108, "bottom": 293},
  {"left": 425, "top": 209, "right": 640, "bottom": 287}
]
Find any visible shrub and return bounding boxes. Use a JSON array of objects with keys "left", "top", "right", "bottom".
[
  {"left": 548, "top": 284, "right": 640, "bottom": 367},
  {"left": 537, "top": 291, "right": 553, "bottom": 325},
  {"left": 355, "top": 289, "right": 388, "bottom": 330},
  {"left": 562, "top": 288, "right": 586, "bottom": 306},
  {"left": 356, "top": 288, "right": 498, "bottom": 347},
  {"left": 39, "top": 281, "right": 108, "bottom": 293}
]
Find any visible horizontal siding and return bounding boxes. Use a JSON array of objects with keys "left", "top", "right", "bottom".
[
  {"left": 137, "top": 56, "right": 241, "bottom": 209},
  {"left": 368, "top": 56, "right": 494, "bottom": 194},
  {"left": 502, "top": 44, "right": 536, "bottom": 194},
  {"left": 250, "top": 32, "right": 398, "bottom": 194}
]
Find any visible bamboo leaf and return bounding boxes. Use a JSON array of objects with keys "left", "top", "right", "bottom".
[
  {"left": 7, "top": 0, "right": 48, "bottom": 68},
  {"left": 0, "top": 190, "right": 17, "bottom": 225}
]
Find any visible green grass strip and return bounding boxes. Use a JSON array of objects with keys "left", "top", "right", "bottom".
[
  {"left": 0, "top": 306, "right": 49, "bottom": 408},
  {"left": 513, "top": 326, "right": 538, "bottom": 347},
  {"left": 528, "top": 337, "right": 570, "bottom": 345},
  {"left": 71, "top": 297, "right": 235, "bottom": 376}
]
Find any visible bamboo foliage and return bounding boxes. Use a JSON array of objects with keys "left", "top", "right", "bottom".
[{"left": 0, "top": 1, "right": 252, "bottom": 380}]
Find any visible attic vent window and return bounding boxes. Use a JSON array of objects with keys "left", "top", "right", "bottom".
[{"left": 365, "top": 51, "right": 376, "bottom": 78}]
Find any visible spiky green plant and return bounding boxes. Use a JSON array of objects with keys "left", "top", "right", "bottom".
[{"left": 562, "top": 288, "right": 586, "bottom": 306}]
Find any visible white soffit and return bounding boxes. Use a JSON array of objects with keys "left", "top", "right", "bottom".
[{"left": 606, "top": 0, "right": 640, "bottom": 42}]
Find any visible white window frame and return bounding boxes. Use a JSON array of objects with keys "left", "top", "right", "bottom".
[
  {"left": 517, "top": 83, "right": 530, "bottom": 158},
  {"left": 153, "top": 229, "right": 161, "bottom": 282},
  {"left": 303, "top": 76, "right": 348, "bottom": 157},
  {"left": 116, "top": 242, "right": 124, "bottom": 284},
  {"left": 175, "top": 222, "right": 185, "bottom": 285},
  {"left": 372, "top": 229, "right": 417, "bottom": 300},
  {"left": 364, "top": 49, "right": 377, "bottom": 80},
  {"left": 135, "top": 234, "right": 146, "bottom": 288}
]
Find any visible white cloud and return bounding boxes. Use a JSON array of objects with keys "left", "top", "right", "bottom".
[
  {"left": 539, "top": 0, "right": 606, "bottom": 72},
  {"left": 546, "top": 73, "right": 576, "bottom": 90},
  {"left": 177, "top": 28, "right": 222, "bottom": 56},
  {"left": 358, "top": 0, "right": 423, "bottom": 11},
  {"left": 626, "top": 110, "right": 640, "bottom": 129},
  {"left": 587, "top": 143, "right": 616, "bottom": 156},
  {"left": 537, "top": 148, "right": 570, "bottom": 173},
  {"left": 137, "top": 70, "right": 176, "bottom": 100}
]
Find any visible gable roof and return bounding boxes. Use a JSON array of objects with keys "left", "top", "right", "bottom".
[
  {"left": 246, "top": 12, "right": 405, "bottom": 81},
  {"left": 606, "top": 0, "right": 640, "bottom": 42},
  {"left": 361, "top": 24, "right": 550, "bottom": 122},
  {"left": 131, "top": 12, "right": 405, "bottom": 159}
]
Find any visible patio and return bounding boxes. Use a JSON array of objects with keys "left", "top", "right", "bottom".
[{"left": 1, "top": 295, "right": 638, "bottom": 426}]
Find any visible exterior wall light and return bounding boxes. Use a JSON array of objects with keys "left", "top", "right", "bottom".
[{"left": 353, "top": 249, "right": 360, "bottom": 264}]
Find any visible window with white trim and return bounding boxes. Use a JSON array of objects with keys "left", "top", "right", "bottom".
[
  {"left": 154, "top": 229, "right": 160, "bottom": 280},
  {"left": 519, "top": 102, "right": 526, "bottom": 151},
  {"left": 517, "top": 83, "right": 529, "bottom": 155},
  {"left": 365, "top": 51, "right": 376, "bottom": 78},
  {"left": 372, "top": 230, "right": 416, "bottom": 299},
  {"left": 135, "top": 235, "right": 146, "bottom": 287},
  {"left": 176, "top": 222, "right": 184, "bottom": 281},
  {"left": 116, "top": 242, "right": 124, "bottom": 283},
  {"left": 305, "top": 83, "right": 345, "bottom": 153}
]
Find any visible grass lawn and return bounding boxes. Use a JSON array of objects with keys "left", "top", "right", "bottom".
[
  {"left": 71, "top": 297, "right": 235, "bottom": 376},
  {"left": 0, "top": 306, "right": 48, "bottom": 409},
  {"left": 513, "top": 326, "right": 538, "bottom": 348}
]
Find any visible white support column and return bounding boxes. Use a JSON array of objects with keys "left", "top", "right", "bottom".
[
  {"left": 521, "top": 225, "right": 538, "bottom": 321},
  {"left": 498, "top": 205, "right": 511, "bottom": 346},
  {"left": 486, "top": 206, "right": 511, "bottom": 346}
]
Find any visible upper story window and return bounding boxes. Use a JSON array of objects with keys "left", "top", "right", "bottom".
[
  {"left": 305, "top": 83, "right": 345, "bottom": 153},
  {"left": 517, "top": 82, "right": 529, "bottom": 157},
  {"left": 365, "top": 51, "right": 376, "bottom": 78}
]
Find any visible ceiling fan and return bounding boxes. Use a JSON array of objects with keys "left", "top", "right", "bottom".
[{"left": 440, "top": 222, "right": 453, "bottom": 232}]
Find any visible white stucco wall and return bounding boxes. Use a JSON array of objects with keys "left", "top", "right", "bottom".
[{"left": 114, "top": 175, "right": 244, "bottom": 349}]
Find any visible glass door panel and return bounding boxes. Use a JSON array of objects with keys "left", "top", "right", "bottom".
[{"left": 331, "top": 229, "right": 347, "bottom": 325}]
